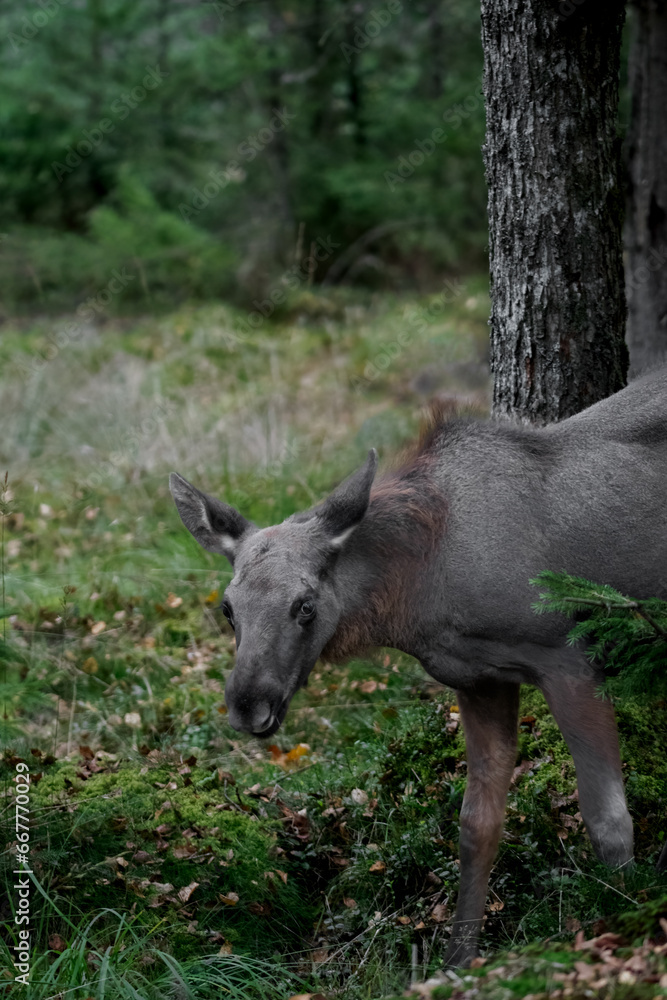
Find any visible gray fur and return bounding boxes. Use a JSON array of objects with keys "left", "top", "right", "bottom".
[{"left": 170, "top": 363, "right": 667, "bottom": 965}]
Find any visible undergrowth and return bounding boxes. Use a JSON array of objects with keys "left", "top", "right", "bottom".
[{"left": 1, "top": 300, "right": 666, "bottom": 999}]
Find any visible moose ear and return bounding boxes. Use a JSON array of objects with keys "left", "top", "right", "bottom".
[
  {"left": 169, "top": 472, "right": 253, "bottom": 564},
  {"left": 316, "top": 448, "right": 378, "bottom": 550}
]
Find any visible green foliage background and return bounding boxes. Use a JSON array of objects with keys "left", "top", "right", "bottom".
[{"left": 0, "top": 0, "right": 488, "bottom": 312}]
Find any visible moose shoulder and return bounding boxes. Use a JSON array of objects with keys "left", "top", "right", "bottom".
[{"left": 170, "top": 363, "right": 667, "bottom": 967}]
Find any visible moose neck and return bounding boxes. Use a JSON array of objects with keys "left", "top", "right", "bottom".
[{"left": 321, "top": 465, "right": 446, "bottom": 662}]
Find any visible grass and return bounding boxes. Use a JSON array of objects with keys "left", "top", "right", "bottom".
[{"left": 1, "top": 282, "right": 666, "bottom": 999}]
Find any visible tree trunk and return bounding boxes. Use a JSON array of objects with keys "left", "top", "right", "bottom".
[
  {"left": 481, "top": 0, "right": 628, "bottom": 424},
  {"left": 625, "top": 0, "right": 667, "bottom": 375}
]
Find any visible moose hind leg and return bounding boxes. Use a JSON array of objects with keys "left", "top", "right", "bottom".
[
  {"left": 542, "top": 674, "right": 633, "bottom": 868},
  {"left": 444, "top": 681, "right": 520, "bottom": 968}
]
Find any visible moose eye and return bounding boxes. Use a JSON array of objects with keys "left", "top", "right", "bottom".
[
  {"left": 221, "top": 600, "right": 235, "bottom": 630},
  {"left": 300, "top": 600, "right": 316, "bottom": 621}
]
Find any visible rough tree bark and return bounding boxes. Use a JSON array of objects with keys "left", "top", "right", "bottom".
[
  {"left": 481, "top": 0, "right": 628, "bottom": 424},
  {"left": 625, "top": 0, "right": 667, "bottom": 375}
]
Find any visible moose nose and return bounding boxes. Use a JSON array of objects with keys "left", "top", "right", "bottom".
[{"left": 226, "top": 697, "right": 274, "bottom": 736}]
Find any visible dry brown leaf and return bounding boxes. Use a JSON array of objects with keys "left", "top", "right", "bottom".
[
  {"left": 573, "top": 961, "right": 596, "bottom": 981},
  {"left": 219, "top": 892, "right": 239, "bottom": 906},
  {"left": 431, "top": 903, "right": 449, "bottom": 923},
  {"left": 369, "top": 860, "right": 386, "bottom": 872},
  {"left": 177, "top": 881, "right": 199, "bottom": 903},
  {"left": 360, "top": 679, "right": 377, "bottom": 694},
  {"left": 173, "top": 845, "right": 197, "bottom": 859},
  {"left": 90, "top": 621, "right": 106, "bottom": 635},
  {"left": 166, "top": 593, "right": 183, "bottom": 608},
  {"left": 343, "top": 897, "right": 357, "bottom": 909}
]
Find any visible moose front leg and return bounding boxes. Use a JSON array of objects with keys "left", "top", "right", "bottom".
[
  {"left": 541, "top": 673, "right": 634, "bottom": 868},
  {"left": 444, "top": 681, "right": 520, "bottom": 968}
]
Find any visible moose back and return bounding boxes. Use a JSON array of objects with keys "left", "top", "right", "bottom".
[{"left": 170, "top": 363, "right": 667, "bottom": 966}]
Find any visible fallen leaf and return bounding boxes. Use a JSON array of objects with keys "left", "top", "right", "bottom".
[
  {"left": 166, "top": 593, "right": 183, "bottom": 609},
  {"left": 247, "top": 901, "right": 271, "bottom": 916},
  {"left": 369, "top": 860, "right": 386, "bottom": 872},
  {"left": 124, "top": 712, "right": 141, "bottom": 728},
  {"left": 132, "top": 851, "right": 152, "bottom": 863},
  {"left": 219, "top": 892, "right": 239, "bottom": 906},
  {"left": 397, "top": 915, "right": 411, "bottom": 925},
  {"left": 178, "top": 881, "right": 199, "bottom": 903},
  {"left": 343, "top": 897, "right": 357, "bottom": 909},
  {"left": 431, "top": 903, "right": 449, "bottom": 923},
  {"left": 173, "top": 845, "right": 197, "bottom": 859},
  {"left": 350, "top": 788, "right": 369, "bottom": 806},
  {"left": 573, "top": 961, "right": 596, "bottom": 981},
  {"left": 360, "top": 679, "right": 377, "bottom": 694},
  {"left": 90, "top": 621, "right": 106, "bottom": 635}
]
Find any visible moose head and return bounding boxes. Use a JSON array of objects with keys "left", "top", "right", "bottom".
[{"left": 169, "top": 451, "right": 377, "bottom": 737}]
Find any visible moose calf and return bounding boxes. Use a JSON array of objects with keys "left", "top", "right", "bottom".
[{"left": 170, "top": 364, "right": 667, "bottom": 966}]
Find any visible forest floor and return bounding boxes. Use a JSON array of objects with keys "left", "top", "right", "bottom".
[{"left": 1, "top": 281, "right": 666, "bottom": 999}]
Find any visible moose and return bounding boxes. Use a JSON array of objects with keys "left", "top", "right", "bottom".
[{"left": 170, "top": 363, "right": 667, "bottom": 967}]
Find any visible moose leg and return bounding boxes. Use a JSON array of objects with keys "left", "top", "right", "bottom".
[
  {"left": 444, "top": 681, "right": 520, "bottom": 968},
  {"left": 541, "top": 674, "right": 634, "bottom": 868}
]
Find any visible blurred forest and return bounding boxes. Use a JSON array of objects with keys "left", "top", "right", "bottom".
[{"left": 0, "top": 0, "right": 489, "bottom": 312}]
